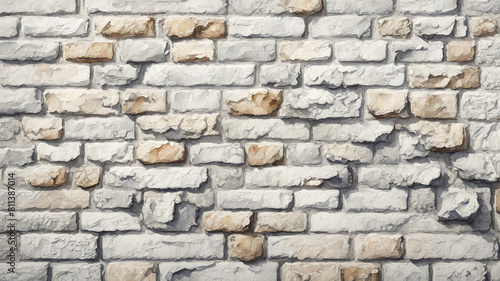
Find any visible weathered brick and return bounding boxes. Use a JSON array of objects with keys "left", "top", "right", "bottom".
[
  {"left": 65, "top": 117, "right": 134, "bottom": 140},
  {"left": 136, "top": 141, "right": 186, "bottom": 164},
  {"left": 476, "top": 38, "right": 500, "bottom": 65},
  {"left": 305, "top": 64, "right": 405, "bottom": 87},
  {"left": 121, "top": 89, "right": 167, "bottom": 115},
  {"left": 93, "top": 64, "right": 139, "bottom": 86},
  {"left": 222, "top": 118, "right": 309, "bottom": 140},
  {"left": 0, "top": 263, "right": 48, "bottom": 281},
  {"left": 287, "top": 143, "right": 322, "bottom": 165},
  {"left": 464, "top": 0, "right": 500, "bottom": 15},
  {"left": 366, "top": 89, "right": 407, "bottom": 118},
  {"left": 22, "top": 16, "right": 88, "bottom": 37},
  {"left": 0, "top": 147, "right": 34, "bottom": 167},
  {"left": 433, "top": 262, "right": 487, "bottom": 281},
  {"left": 447, "top": 41, "right": 475, "bottom": 62},
  {"left": 52, "top": 263, "right": 101, "bottom": 281},
  {"left": 106, "top": 262, "right": 156, "bottom": 281},
  {"left": 310, "top": 16, "right": 371, "bottom": 38},
  {"left": 81, "top": 212, "right": 141, "bottom": 232},
  {"left": 409, "top": 91, "right": 458, "bottom": 119},
  {"left": 37, "top": 142, "right": 81, "bottom": 162},
  {"left": 0, "top": 41, "right": 59, "bottom": 61},
  {"left": 413, "top": 17, "right": 455, "bottom": 37},
  {"left": 94, "top": 16, "right": 154, "bottom": 38},
  {"left": 164, "top": 16, "right": 226, "bottom": 39},
  {"left": 313, "top": 121, "right": 394, "bottom": 143},
  {"left": 391, "top": 40, "right": 444, "bottom": 62},
  {"left": 228, "top": 17, "right": 305, "bottom": 38},
  {"left": 203, "top": 211, "right": 253, "bottom": 232},
  {"left": 461, "top": 91, "right": 500, "bottom": 120},
  {"left": 137, "top": 114, "right": 219, "bottom": 139},
  {"left": 281, "top": 263, "right": 341, "bottom": 281},
  {"left": 171, "top": 40, "right": 215, "bottom": 62},
  {"left": 358, "top": 162, "right": 441, "bottom": 189},
  {"left": 255, "top": 212, "right": 307, "bottom": 232},
  {"left": 118, "top": 39, "right": 167, "bottom": 62},
  {"left": 29, "top": 165, "right": 67, "bottom": 187},
  {"left": 190, "top": 143, "right": 244, "bottom": 164},
  {"left": 224, "top": 89, "right": 283, "bottom": 116},
  {"left": 311, "top": 212, "right": 414, "bottom": 233},
  {"left": 268, "top": 235, "right": 350, "bottom": 260},
  {"left": 74, "top": 166, "right": 101, "bottom": 188},
  {"left": 0, "top": 211, "right": 76, "bottom": 232},
  {"left": 294, "top": 190, "right": 340, "bottom": 210},
  {"left": 159, "top": 262, "right": 278, "bottom": 280},
  {"left": 335, "top": 40, "right": 387, "bottom": 62},
  {"left": 0, "top": 88, "right": 41, "bottom": 115},
  {"left": 0, "top": 64, "right": 90, "bottom": 86},
  {"left": 218, "top": 40, "right": 275, "bottom": 62},
  {"left": 93, "top": 189, "right": 134, "bottom": 209},
  {"left": 246, "top": 142, "right": 284, "bottom": 166},
  {"left": 229, "top": 0, "right": 322, "bottom": 15},
  {"left": 342, "top": 263, "right": 380, "bottom": 281},
  {"left": 398, "top": 0, "right": 457, "bottom": 14},
  {"left": 355, "top": 234, "right": 404, "bottom": 260},
  {"left": 481, "top": 67, "right": 500, "bottom": 89},
  {"left": 407, "top": 121, "right": 467, "bottom": 152},
  {"left": 63, "top": 42, "right": 114, "bottom": 63},
  {"left": 228, "top": 234, "right": 264, "bottom": 261},
  {"left": 378, "top": 17, "right": 411, "bottom": 38},
  {"left": 326, "top": 0, "right": 393, "bottom": 14},
  {"left": 470, "top": 17, "right": 498, "bottom": 37},
  {"left": 87, "top": 0, "right": 226, "bottom": 14},
  {"left": 85, "top": 142, "right": 134, "bottom": 163},
  {"left": 0, "top": 17, "right": 18, "bottom": 38},
  {"left": 408, "top": 64, "right": 479, "bottom": 89},
  {"left": 279, "top": 41, "right": 331, "bottom": 61},
  {"left": 20, "top": 234, "right": 97, "bottom": 260},
  {"left": 217, "top": 190, "right": 293, "bottom": 210},
  {"left": 260, "top": 64, "right": 301, "bottom": 87},
  {"left": 16, "top": 189, "right": 89, "bottom": 210},
  {"left": 383, "top": 262, "right": 429, "bottom": 281},
  {"left": 344, "top": 189, "right": 408, "bottom": 211},
  {"left": 169, "top": 90, "right": 220, "bottom": 113},
  {"left": 0, "top": 0, "right": 76, "bottom": 14},
  {"left": 45, "top": 89, "right": 120, "bottom": 115}
]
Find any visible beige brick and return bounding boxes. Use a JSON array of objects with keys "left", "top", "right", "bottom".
[
  {"left": 29, "top": 166, "right": 67, "bottom": 187},
  {"left": 228, "top": 234, "right": 264, "bottom": 262},
  {"left": 255, "top": 212, "right": 307, "bottom": 232},
  {"left": 378, "top": 17, "right": 411, "bottom": 38},
  {"left": 409, "top": 91, "right": 458, "bottom": 119},
  {"left": 496, "top": 189, "right": 500, "bottom": 213},
  {"left": 342, "top": 263, "right": 380, "bottom": 281},
  {"left": 285, "top": 0, "right": 323, "bottom": 14},
  {"left": 408, "top": 121, "right": 467, "bottom": 152},
  {"left": 22, "top": 117, "right": 63, "bottom": 140},
  {"left": 203, "top": 211, "right": 253, "bottom": 232},
  {"left": 164, "top": 16, "right": 226, "bottom": 39},
  {"left": 171, "top": 40, "right": 215, "bottom": 62},
  {"left": 246, "top": 143, "right": 284, "bottom": 166},
  {"left": 106, "top": 262, "right": 156, "bottom": 281},
  {"left": 121, "top": 90, "right": 167, "bottom": 115},
  {"left": 447, "top": 41, "right": 475, "bottom": 62},
  {"left": 470, "top": 17, "right": 498, "bottom": 37},
  {"left": 281, "top": 263, "right": 341, "bottom": 281},
  {"left": 366, "top": 89, "right": 408, "bottom": 118},
  {"left": 95, "top": 16, "right": 155, "bottom": 38},
  {"left": 136, "top": 141, "right": 186, "bottom": 165},
  {"left": 74, "top": 166, "right": 102, "bottom": 188},
  {"left": 225, "top": 89, "right": 283, "bottom": 116},
  {"left": 45, "top": 89, "right": 120, "bottom": 116},
  {"left": 408, "top": 65, "right": 479, "bottom": 89},
  {"left": 280, "top": 41, "right": 331, "bottom": 61},
  {"left": 63, "top": 42, "right": 114, "bottom": 63},
  {"left": 354, "top": 234, "right": 404, "bottom": 260}
]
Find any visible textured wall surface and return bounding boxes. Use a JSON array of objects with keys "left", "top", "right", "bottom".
[{"left": 1, "top": 0, "right": 500, "bottom": 280}]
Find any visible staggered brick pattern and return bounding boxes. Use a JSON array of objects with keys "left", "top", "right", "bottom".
[{"left": 1, "top": 0, "right": 500, "bottom": 280}]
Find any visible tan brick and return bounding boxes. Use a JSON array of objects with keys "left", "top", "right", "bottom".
[
  {"left": 342, "top": 264, "right": 380, "bottom": 281},
  {"left": 285, "top": 0, "right": 323, "bottom": 15},
  {"left": 63, "top": 42, "right": 114, "bottom": 63},
  {"left": 246, "top": 143, "right": 284, "bottom": 166},
  {"left": 496, "top": 189, "right": 500, "bottom": 213},
  {"left": 408, "top": 65, "right": 479, "bottom": 89},
  {"left": 228, "top": 234, "right": 264, "bottom": 262},
  {"left": 95, "top": 16, "right": 155, "bottom": 38},
  {"left": 378, "top": 17, "right": 411, "bottom": 38},
  {"left": 447, "top": 41, "right": 475, "bottom": 62},
  {"left": 164, "top": 16, "right": 226, "bottom": 39},
  {"left": 136, "top": 141, "right": 186, "bottom": 165},
  {"left": 170, "top": 40, "right": 215, "bottom": 62},
  {"left": 470, "top": 17, "right": 498, "bottom": 37},
  {"left": 255, "top": 212, "right": 307, "bottom": 232},
  {"left": 29, "top": 166, "right": 67, "bottom": 187},
  {"left": 366, "top": 89, "right": 408, "bottom": 118},
  {"left": 74, "top": 166, "right": 102, "bottom": 188},
  {"left": 354, "top": 234, "right": 404, "bottom": 260},
  {"left": 121, "top": 90, "right": 167, "bottom": 115},
  {"left": 106, "top": 262, "right": 156, "bottom": 281},
  {"left": 407, "top": 121, "right": 467, "bottom": 152},
  {"left": 225, "top": 89, "right": 283, "bottom": 116},
  {"left": 409, "top": 91, "right": 458, "bottom": 119},
  {"left": 45, "top": 89, "right": 120, "bottom": 116},
  {"left": 22, "top": 117, "right": 62, "bottom": 140},
  {"left": 203, "top": 211, "right": 253, "bottom": 232},
  {"left": 282, "top": 263, "right": 341, "bottom": 281}
]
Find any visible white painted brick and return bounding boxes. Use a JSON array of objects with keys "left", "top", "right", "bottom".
[
  {"left": 326, "top": 0, "right": 393, "bottom": 14},
  {"left": 398, "top": 0, "right": 457, "bottom": 14},
  {"left": 217, "top": 190, "right": 293, "bottom": 210},
  {"left": 260, "top": 64, "right": 301, "bottom": 87},
  {"left": 65, "top": 117, "right": 135, "bottom": 140},
  {"left": 218, "top": 40, "right": 276, "bottom": 62},
  {"left": 0, "top": 41, "right": 59, "bottom": 61},
  {"left": 119, "top": 39, "right": 168, "bottom": 62},
  {"left": 222, "top": 118, "right": 309, "bottom": 140},
  {"left": 86, "top": 0, "right": 226, "bottom": 14},
  {"left": 0, "top": 88, "right": 41, "bottom": 114},
  {"left": 52, "top": 263, "right": 101, "bottom": 281},
  {"left": 0, "top": 17, "right": 18, "bottom": 38},
  {"left": 0, "top": 0, "right": 76, "bottom": 14},
  {"left": 20, "top": 234, "right": 97, "bottom": 260},
  {"left": 81, "top": 212, "right": 141, "bottom": 232},
  {"left": 228, "top": 17, "right": 305, "bottom": 37},
  {"left": 190, "top": 143, "right": 245, "bottom": 164},
  {"left": 169, "top": 89, "right": 221, "bottom": 113},
  {"left": 311, "top": 212, "right": 415, "bottom": 233},
  {"left": 85, "top": 142, "right": 134, "bottom": 163},
  {"left": 0, "top": 64, "right": 90, "bottom": 87},
  {"left": 0, "top": 211, "right": 76, "bottom": 232},
  {"left": 160, "top": 262, "right": 278, "bottom": 281},
  {"left": 0, "top": 263, "right": 48, "bottom": 281},
  {"left": 309, "top": 16, "right": 371, "bottom": 38},
  {"left": 344, "top": 188, "right": 408, "bottom": 211},
  {"left": 294, "top": 190, "right": 340, "bottom": 209},
  {"left": 93, "top": 64, "right": 139, "bottom": 86},
  {"left": 22, "top": 16, "right": 88, "bottom": 37},
  {"left": 335, "top": 40, "right": 387, "bottom": 62},
  {"left": 93, "top": 189, "right": 134, "bottom": 209},
  {"left": 268, "top": 235, "right": 350, "bottom": 260},
  {"left": 305, "top": 64, "right": 405, "bottom": 87}
]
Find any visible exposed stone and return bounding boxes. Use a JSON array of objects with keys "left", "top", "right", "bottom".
[
  {"left": 355, "top": 234, "right": 403, "bottom": 260},
  {"left": 447, "top": 41, "right": 475, "bottom": 62},
  {"left": 141, "top": 191, "right": 180, "bottom": 228},
  {"left": 137, "top": 114, "right": 219, "bottom": 139},
  {"left": 280, "top": 88, "right": 361, "bottom": 119},
  {"left": 63, "top": 42, "right": 114, "bottom": 63},
  {"left": 281, "top": 262, "right": 341, "bottom": 281},
  {"left": 121, "top": 89, "right": 167, "bottom": 115},
  {"left": 407, "top": 121, "right": 467, "bottom": 152},
  {"left": 203, "top": 211, "right": 253, "bottom": 232},
  {"left": 268, "top": 235, "right": 350, "bottom": 260},
  {"left": 29, "top": 166, "right": 67, "bottom": 187},
  {"left": 74, "top": 166, "right": 101, "bottom": 188},
  {"left": 106, "top": 262, "right": 156, "bottom": 281},
  {"left": 45, "top": 89, "right": 120, "bottom": 115},
  {"left": 16, "top": 189, "right": 89, "bottom": 210},
  {"left": 102, "top": 234, "right": 224, "bottom": 260},
  {"left": 0, "top": 211, "right": 76, "bottom": 232},
  {"left": 217, "top": 190, "right": 293, "bottom": 210},
  {"left": 398, "top": 131, "right": 429, "bottom": 160},
  {"left": 65, "top": 117, "right": 135, "bottom": 140},
  {"left": 260, "top": 64, "right": 301, "bottom": 87},
  {"left": 342, "top": 264, "right": 380, "bottom": 281},
  {"left": 455, "top": 16, "right": 467, "bottom": 37},
  {"left": 95, "top": 16, "right": 155, "bottom": 38},
  {"left": 323, "top": 143, "right": 373, "bottom": 164},
  {"left": 228, "top": 234, "right": 264, "bottom": 261},
  {"left": 169, "top": 89, "right": 220, "bottom": 113},
  {"left": 85, "top": 142, "right": 134, "bottom": 163},
  {"left": 408, "top": 64, "right": 480, "bottom": 89},
  {"left": 223, "top": 118, "right": 309, "bottom": 140},
  {"left": 52, "top": 263, "right": 101, "bottom": 281},
  {"left": 224, "top": 89, "right": 282, "bottom": 116},
  {"left": 344, "top": 189, "right": 408, "bottom": 211},
  {"left": 0, "top": 147, "right": 34, "bottom": 167},
  {"left": 438, "top": 187, "right": 479, "bottom": 221},
  {"left": 451, "top": 152, "right": 499, "bottom": 182},
  {"left": 136, "top": 141, "right": 185, "bottom": 164},
  {"left": 118, "top": 39, "right": 167, "bottom": 62},
  {"left": 335, "top": 40, "right": 387, "bottom": 62},
  {"left": 94, "top": 64, "right": 139, "bottom": 86},
  {"left": 413, "top": 17, "right": 455, "bottom": 38},
  {"left": 288, "top": 143, "right": 321, "bottom": 165},
  {"left": 104, "top": 166, "right": 207, "bottom": 190},
  {"left": 228, "top": 16, "right": 305, "bottom": 38},
  {"left": 93, "top": 189, "right": 134, "bottom": 209},
  {"left": 383, "top": 262, "right": 429, "bottom": 281},
  {"left": 190, "top": 143, "right": 244, "bottom": 164},
  {"left": 210, "top": 167, "right": 243, "bottom": 189},
  {"left": 22, "top": 16, "right": 89, "bottom": 37},
  {"left": 358, "top": 162, "right": 441, "bottom": 189},
  {"left": 280, "top": 41, "right": 331, "bottom": 61},
  {"left": 81, "top": 212, "right": 141, "bottom": 232},
  {"left": 366, "top": 89, "right": 407, "bottom": 118},
  {"left": 391, "top": 39, "right": 444, "bottom": 62},
  {"left": 482, "top": 67, "right": 500, "bottom": 89},
  {"left": 164, "top": 16, "right": 226, "bottom": 39},
  {"left": 255, "top": 212, "right": 307, "bottom": 233},
  {"left": 477, "top": 39, "right": 500, "bottom": 65},
  {"left": 309, "top": 16, "right": 371, "bottom": 38},
  {"left": 246, "top": 143, "right": 283, "bottom": 166},
  {"left": 294, "top": 190, "right": 340, "bottom": 210},
  {"left": 218, "top": 40, "right": 276, "bottom": 62},
  {"left": 245, "top": 166, "right": 350, "bottom": 188},
  {"left": 0, "top": 118, "right": 20, "bottom": 140},
  {"left": 470, "top": 17, "right": 498, "bottom": 37},
  {"left": 171, "top": 40, "right": 215, "bottom": 62},
  {"left": 159, "top": 262, "right": 278, "bottom": 280},
  {"left": 460, "top": 91, "right": 500, "bottom": 120},
  {"left": 432, "top": 262, "right": 487, "bottom": 281},
  {"left": 313, "top": 121, "right": 394, "bottom": 143},
  {"left": 184, "top": 190, "right": 215, "bottom": 209},
  {"left": 20, "top": 234, "right": 97, "bottom": 260},
  {"left": 0, "top": 64, "right": 90, "bottom": 87},
  {"left": 409, "top": 91, "right": 458, "bottom": 119},
  {"left": 305, "top": 64, "right": 405, "bottom": 88},
  {"left": 406, "top": 233, "right": 498, "bottom": 260},
  {"left": 378, "top": 17, "right": 411, "bottom": 38},
  {"left": 37, "top": 142, "right": 81, "bottom": 162},
  {"left": 410, "top": 188, "right": 436, "bottom": 212},
  {"left": 0, "top": 41, "right": 59, "bottom": 61},
  {"left": 0, "top": 263, "right": 48, "bottom": 281}
]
